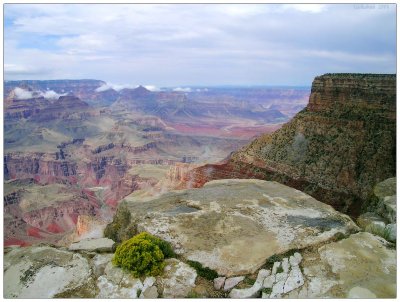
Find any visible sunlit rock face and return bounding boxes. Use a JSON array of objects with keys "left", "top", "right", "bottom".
[{"left": 124, "top": 179, "right": 358, "bottom": 276}]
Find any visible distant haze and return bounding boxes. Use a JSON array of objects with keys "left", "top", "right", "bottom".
[{"left": 5, "top": 4, "right": 396, "bottom": 87}]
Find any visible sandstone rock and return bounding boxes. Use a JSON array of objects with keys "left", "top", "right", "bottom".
[
  {"left": 213, "top": 277, "right": 226, "bottom": 290},
  {"left": 158, "top": 258, "right": 197, "bottom": 298},
  {"left": 263, "top": 275, "right": 275, "bottom": 289},
  {"left": 223, "top": 276, "right": 245, "bottom": 291},
  {"left": 139, "top": 286, "right": 158, "bottom": 299},
  {"left": 127, "top": 179, "right": 358, "bottom": 276},
  {"left": 295, "top": 232, "right": 396, "bottom": 298},
  {"left": 283, "top": 265, "right": 304, "bottom": 293},
  {"left": 229, "top": 269, "right": 270, "bottom": 298},
  {"left": 373, "top": 177, "right": 396, "bottom": 224},
  {"left": 143, "top": 276, "right": 156, "bottom": 289},
  {"left": 4, "top": 246, "right": 95, "bottom": 298},
  {"left": 96, "top": 262, "right": 143, "bottom": 298},
  {"left": 69, "top": 237, "right": 115, "bottom": 253},
  {"left": 357, "top": 212, "right": 386, "bottom": 230},
  {"left": 91, "top": 253, "right": 113, "bottom": 277},
  {"left": 271, "top": 262, "right": 281, "bottom": 275},
  {"left": 289, "top": 252, "right": 302, "bottom": 266},
  {"left": 281, "top": 258, "right": 290, "bottom": 273},
  {"left": 270, "top": 271, "right": 288, "bottom": 298},
  {"left": 347, "top": 286, "right": 377, "bottom": 298}
]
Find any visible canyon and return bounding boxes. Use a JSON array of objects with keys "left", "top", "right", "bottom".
[
  {"left": 178, "top": 74, "right": 396, "bottom": 217},
  {"left": 3, "top": 74, "right": 396, "bottom": 299},
  {"left": 4, "top": 80, "right": 308, "bottom": 246}
]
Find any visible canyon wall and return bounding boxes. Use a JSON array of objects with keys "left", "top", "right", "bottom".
[{"left": 183, "top": 74, "right": 396, "bottom": 216}]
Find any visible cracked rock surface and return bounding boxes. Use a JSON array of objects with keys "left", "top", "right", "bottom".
[{"left": 126, "top": 179, "right": 359, "bottom": 276}]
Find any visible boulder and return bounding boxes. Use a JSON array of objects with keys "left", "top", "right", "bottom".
[
  {"left": 127, "top": 179, "right": 359, "bottom": 276},
  {"left": 289, "top": 232, "right": 396, "bottom": 298},
  {"left": 139, "top": 286, "right": 159, "bottom": 299},
  {"left": 96, "top": 262, "right": 143, "bottom": 298},
  {"left": 229, "top": 269, "right": 270, "bottom": 298},
  {"left": 213, "top": 277, "right": 226, "bottom": 290},
  {"left": 158, "top": 258, "right": 197, "bottom": 298},
  {"left": 223, "top": 276, "right": 245, "bottom": 291},
  {"left": 4, "top": 246, "right": 95, "bottom": 298},
  {"left": 91, "top": 253, "right": 114, "bottom": 277},
  {"left": 385, "top": 223, "right": 396, "bottom": 242},
  {"left": 372, "top": 177, "right": 396, "bottom": 224},
  {"left": 356, "top": 212, "right": 386, "bottom": 230},
  {"left": 69, "top": 237, "right": 115, "bottom": 253}
]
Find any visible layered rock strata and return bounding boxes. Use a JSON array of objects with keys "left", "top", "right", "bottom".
[{"left": 183, "top": 74, "right": 396, "bottom": 216}]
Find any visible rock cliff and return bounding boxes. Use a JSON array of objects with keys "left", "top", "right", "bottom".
[{"left": 184, "top": 74, "right": 396, "bottom": 216}]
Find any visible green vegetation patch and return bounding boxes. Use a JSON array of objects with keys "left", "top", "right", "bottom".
[
  {"left": 113, "top": 232, "right": 175, "bottom": 277},
  {"left": 104, "top": 201, "right": 137, "bottom": 243},
  {"left": 186, "top": 260, "right": 218, "bottom": 281}
]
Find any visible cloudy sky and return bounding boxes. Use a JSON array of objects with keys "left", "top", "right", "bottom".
[{"left": 4, "top": 4, "right": 396, "bottom": 86}]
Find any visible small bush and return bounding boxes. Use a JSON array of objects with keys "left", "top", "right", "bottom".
[
  {"left": 113, "top": 232, "right": 175, "bottom": 277},
  {"left": 262, "top": 288, "right": 272, "bottom": 295},
  {"left": 187, "top": 260, "right": 218, "bottom": 280},
  {"left": 156, "top": 238, "right": 176, "bottom": 258},
  {"left": 104, "top": 202, "right": 137, "bottom": 242}
]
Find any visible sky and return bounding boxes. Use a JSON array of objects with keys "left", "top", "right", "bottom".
[{"left": 4, "top": 4, "right": 397, "bottom": 87}]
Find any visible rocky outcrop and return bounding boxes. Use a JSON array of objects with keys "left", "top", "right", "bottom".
[
  {"left": 68, "top": 238, "right": 115, "bottom": 253},
  {"left": 366, "top": 177, "right": 396, "bottom": 223},
  {"left": 124, "top": 179, "right": 358, "bottom": 276},
  {"left": 185, "top": 74, "right": 396, "bottom": 216},
  {"left": 4, "top": 246, "right": 96, "bottom": 298},
  {"left": 4, "top": 228, "right": 396, "bottom": 299},
  {"left": 157, "top": 258, "right": 197, "bottom": 298},
  {"left": 4, "top": 152, "right": 78, "bottom": 182},
  {"left": 287, "top": 232, "right": 396, "bottom": 298},
  {"left": 356, "top": 177, "right": 396, "bottom": 242}
]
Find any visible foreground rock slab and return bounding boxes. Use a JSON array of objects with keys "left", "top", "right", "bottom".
[
  {"left": 4, "top": 246, "right": 95, "bottom": 298},
  {"left": 69, "top": 237, "right": 115, "bottom": 253},
  {"left": 287, "top": 232, "right": 396, "bottom": 298},
  {"left": 126, "top": 179, "right": 359, "bottom": 276},
  {"left": 96, "top": 262, "right": 143, "bottom": 298},
  {"left": 158, "top": 258, "right": 197, "bottom": 298}
]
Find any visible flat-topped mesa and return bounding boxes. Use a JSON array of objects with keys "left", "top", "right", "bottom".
[{"left": 307, "top": 73, "right": 396, "bottom": 116}]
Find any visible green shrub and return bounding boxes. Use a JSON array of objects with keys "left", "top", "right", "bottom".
[
  {"left": 104, "top": 202, "right": 137, "bottom": 242},
  {"left": 113, "top": 232, "right": 174, "bottom": 277},
  {"left": 154, "top": 237, "right": 176, "bottom": 258},
  {"left": 187, "top": 260, "right": 218, "bottom": 280}
]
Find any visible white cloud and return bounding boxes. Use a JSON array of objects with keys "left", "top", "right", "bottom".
[
  {"left": 144, "top": 85, "right": 159, "bottom": 92},
  {"left": 95, "top": 83, "right": 138, "bottom": 92},
  {"left": 13, "top": 87, "right": 34, "bottom": 99},
  {"left": 4, "top": 4, "right": 396, "bottom": 85},
  {"left": 12, "top": 87, "right": 67, "bottom": 100},
  {"left": 173, "top": 87, "right": 192, "bottom": 92},
  {"left": 40, "top": 90, "right": 66, "bottom": 99}
]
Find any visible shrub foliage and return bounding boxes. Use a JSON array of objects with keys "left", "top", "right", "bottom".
[
  {"left": 113, "top": 232, "right": 175, "bottom": 277},
  {"left": 187, "top": 260, "right": 218, "bottom": 280}
]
